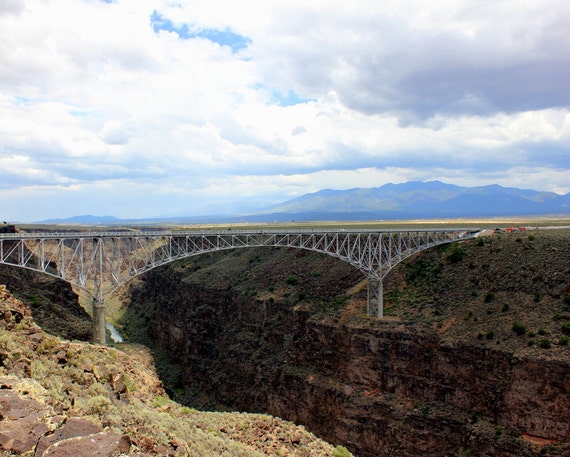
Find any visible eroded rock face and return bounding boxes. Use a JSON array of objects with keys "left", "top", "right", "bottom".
[
  {"left": 35, "top": 417, "right": 103, "bottom": 456},
  {"left": 125, "top": 245, "right": 570, "bottom": 457},
  {"left": 150, "top": 297, "right": 570, "bottom": 456},
  {"left": 0, "top": 376, "right": 131, "bottom": 457},
  {"left": 0, "top": 388, "right": 53, "bottom": 454},
  {"left": 0, "top": 286, "right": 147, "bottom": 456},
  {"left": 40, "top": 430, "right": 130, "bottom": 457}
]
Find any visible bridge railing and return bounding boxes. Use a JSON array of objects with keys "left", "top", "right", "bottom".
[{"left": 0, "top": 228, "right": 481, "bottom": 239}]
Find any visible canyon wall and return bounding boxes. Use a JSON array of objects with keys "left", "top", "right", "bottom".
[{"left": 122, "top": 233, "right": 570, "bottom": 456}]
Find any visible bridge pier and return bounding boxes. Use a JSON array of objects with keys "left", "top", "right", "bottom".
[
  {"left": 367, "top": 278, "right": 383, "bottom": 319},
  {"left": 92, "top": 298, "right": 106, "bottom": 345}
]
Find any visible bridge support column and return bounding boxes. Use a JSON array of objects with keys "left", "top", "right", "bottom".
[
  {"left": 92, "top": 298, "right": 107, "bottom": 345},
  {"left": 367, "top": 278, "right": 383, "bottom": 319}
]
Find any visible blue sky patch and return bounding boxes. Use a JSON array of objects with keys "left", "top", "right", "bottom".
[
  {"left": 151, "top": 11, "right": 251, "bottom": 53},
  {"left": 271, "top": 89, "right": 313, "bottom": 107}
]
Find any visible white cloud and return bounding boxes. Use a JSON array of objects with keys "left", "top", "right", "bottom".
[{"left": 0, "top": 0, "right": 568, "bottom": 221}]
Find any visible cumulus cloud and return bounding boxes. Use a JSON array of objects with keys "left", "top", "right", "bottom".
[{"left": 0, "top": 0, "right": 568, "bottom": 221}]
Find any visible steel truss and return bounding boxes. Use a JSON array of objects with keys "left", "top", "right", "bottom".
[{"left": 0, "top": 228, "right": 479, "bottom": 343}]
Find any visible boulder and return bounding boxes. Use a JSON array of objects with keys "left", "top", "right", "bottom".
[{"left": 40, "top": 431, "right": 130, "bottom": 457}]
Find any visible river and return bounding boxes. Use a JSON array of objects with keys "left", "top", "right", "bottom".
[{"left": 106, "top": 322, "right": 124, "bottom": 343}]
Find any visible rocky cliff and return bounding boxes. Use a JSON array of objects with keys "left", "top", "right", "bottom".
[
  {"left": 0, "top": 284, "right": 345, "bottom": 457},
  {"left": 121, "top": 228, "right": 570, "bottom": 456}
]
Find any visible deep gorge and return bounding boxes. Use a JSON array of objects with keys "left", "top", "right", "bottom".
[{"left": 118, "top": 231, "right": 570, "bottom": 457}]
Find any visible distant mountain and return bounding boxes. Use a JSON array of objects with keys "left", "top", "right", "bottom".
[
  {"left": 37, "top": 215, "right": 123, "bottom": 225},
  {"left": 34, "top": 181, "right": 570, "bottom": 226},
  {"left": 259, "top": 181, "right": 570, "bottom": 219}
]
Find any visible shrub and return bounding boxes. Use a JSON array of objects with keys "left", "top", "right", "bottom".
[
  {"left": 445, "top": 243, "right": 465, "bottom": 263},
  {"left": 559, "top": 336, "right": 569, "bottom": 346},
  {"left": 285, "top": 275, "right": 299, "bottom": 286},
  {"left": 494, "top": 427, "right": 503, "bottom": 441},
  {"left": 539, "top": 339, "right": 551, "bottom": 349},
  {"left": 333, "top": 445, "right": 353, "bottom": 457},
  {"left": 561, "top": 322, "right": 570, "bottom": 335},
  {"left": 30, "top": 295, "right": 41, "bottom": 308},
  {"left": 85, "top": 395, "right": 112, "bottom": 414},
  {"left": 512, "top": 322, "right": 526, "bottom": 335},
  {"left": 330, "top": 295, "right": 349, "bottom": 309},
  {"left": 501, "top": 303, "right": 509, "bottom": 312},
  {"left": 469, "top": 411, "right": 479, "bottom": 424},
  {"left": 484, "top": 292, "right": 495, "bottom": 303},
  {"left": 153, "top": 395, "right": 171, "bottom": 408},
  {"left": 124, "top": 375, "right": 137, "bottom": 392}
]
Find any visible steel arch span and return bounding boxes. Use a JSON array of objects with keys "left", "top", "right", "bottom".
[{"left": 0, "top": 228, "right": 479, "bottom": 344}]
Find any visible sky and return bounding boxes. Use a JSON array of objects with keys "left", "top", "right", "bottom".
[{"left": 1, "top": 0, "right": 569, "bottom": 222}]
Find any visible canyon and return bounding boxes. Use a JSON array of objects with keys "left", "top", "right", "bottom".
[
  {"left": 2, "top": 224, "right": 570, "bottom": 456},
  {"left": 118, "top": 228, "right": 570, "bottom": 456}
]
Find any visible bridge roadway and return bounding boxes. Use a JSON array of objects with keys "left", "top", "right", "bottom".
[{"left": 0, "top": 228, "right": 480, "bottom": 344}]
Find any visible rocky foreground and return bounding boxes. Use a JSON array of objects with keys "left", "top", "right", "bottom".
[{"left": 0, "top": 285, "right": 350, "bottom": 457}]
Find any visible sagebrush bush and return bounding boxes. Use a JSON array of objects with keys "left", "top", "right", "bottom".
[
  {"left": 333, "top": 445, "right": 353, "bottom": 457},
  {"left": 512, "top": 322, "right": 527, "bottom": 335}
]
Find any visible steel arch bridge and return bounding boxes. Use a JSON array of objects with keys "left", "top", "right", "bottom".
[{"left": 0, "top": 228, "right": 479, "bottom": 344}]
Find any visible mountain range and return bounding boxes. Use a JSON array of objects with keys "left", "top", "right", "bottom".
[
  {"left": 257, "top": 180, "right": 570, "bottom": 219},
  {"left": 37, "top": 181, "right": 570, "bottom": 225}
]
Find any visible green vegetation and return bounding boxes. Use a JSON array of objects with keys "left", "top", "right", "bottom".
[
  {"left": 494, "top": 427, "right": 503, "bottom": 441},
  {"left": 445, "top": 242, "right": 465, "bottom": 263},
  {"left": 285, "top": 275, "right": 299, "bottom": 286},
  {"left": 512, "top": 323, "right": 527, "bottom": 335},
  {"left": 333, "top": 445, "right": 352, "bottom": 457},
  {"left": 539, "top": 339, "right": 551, "bottom": 349}
]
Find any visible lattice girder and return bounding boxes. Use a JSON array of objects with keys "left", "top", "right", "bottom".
[
  {"left": 0, "top": 228, "right": 481, "bottom": 345},
  {"left": 0, "top": 228, "right": 479, "bottom": 322}
]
